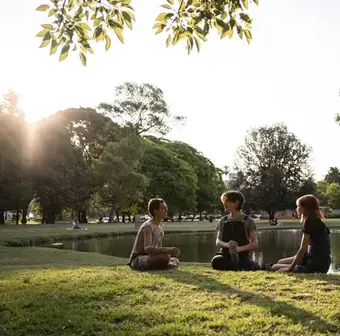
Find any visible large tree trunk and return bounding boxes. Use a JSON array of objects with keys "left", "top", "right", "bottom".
[
  {"left": 16, "top": 209, "right": 20, "bottom": 225},
  {"left": 116, "top": 210, "right": 120, "bottom": 223},
  {"left": 191, "top": 213, "right": 195, "bottom": 222},
  {"left": 122, "top": 212, "right": 126, "bottom": 223},
  {"left": 268, "top": 210, "right": 276, "bottom": 222},
  {"left": 58, "top": 209, "right": 63, "bottom": 221},
  {"left": 0, "top": 211, "right": 4, "bottom": 224},
  {"left": 199, "top": 212, "right": 203, "bottom": 221},
  {"left": 127, "top": 211, "right": 131, "bottom": 222},
  {"left": 42, "top": 206, "right": 57, "bottom": 224},
  {"left": 46, "top": 209, "right": 56, "bottom": 224},
  {"left": 79, "top": 210, "right": 87, "bottom": 223},
  {"left": 21, "top": 207, "right": 28, "bottom": 224},
  {"left": 109, "top": 206, "right": 115, "bottom": 223}
]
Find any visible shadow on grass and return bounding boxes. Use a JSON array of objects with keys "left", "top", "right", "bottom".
[
  {"left": 289, "top": 272, "right": 340, "bottom": 286},
  {"left": 153, "top": 268, "right": 338, "bottom": 333}
]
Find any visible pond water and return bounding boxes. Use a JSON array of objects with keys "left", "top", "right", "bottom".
[{"left": 54, "top": 229, "right": 340, "bottom": 273}]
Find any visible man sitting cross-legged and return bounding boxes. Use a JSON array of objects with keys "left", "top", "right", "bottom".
[{"left": 128, "top": 198, "right": 180, "bottom": 271}]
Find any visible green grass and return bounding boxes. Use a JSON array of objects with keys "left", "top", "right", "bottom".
[
  {"left": 0, "top": 255, "right": 339, "bottom": 335},
  {"left": 0, "top": 220, "right": 339, "bottom": 335}
]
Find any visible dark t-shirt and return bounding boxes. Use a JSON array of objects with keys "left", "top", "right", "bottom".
[{"left": 302, "top": 217, "right": 331, "bottom": 265}]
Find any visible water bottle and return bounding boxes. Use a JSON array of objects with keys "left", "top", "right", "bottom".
[{"left": 229, "top": 248, "right": 239, "bottom": 271}]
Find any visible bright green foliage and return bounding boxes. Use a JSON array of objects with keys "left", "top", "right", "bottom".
[{"left": 36, "top": 0, "right": 259, "bottom": 65}]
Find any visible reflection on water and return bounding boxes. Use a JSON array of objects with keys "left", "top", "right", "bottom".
[{"left": 58, "top": 229, "right": 340, "bottom": 273}]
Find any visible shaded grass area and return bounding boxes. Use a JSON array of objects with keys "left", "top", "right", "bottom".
[
  {"left": 1, "top": 219, "right": 340, "bottom": 247},
  {"left": 0, "top": 258, "right": 339, "bottom": 336}
]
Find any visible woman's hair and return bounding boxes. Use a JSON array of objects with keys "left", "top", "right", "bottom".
[
  {"left": 220, "top": 190, "right": 245, "bottom": 211},
  {"left": 296, "top": 194, "right": 324, "bottom": 221}
]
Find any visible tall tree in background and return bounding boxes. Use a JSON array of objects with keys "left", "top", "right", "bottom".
[
  {"left": 141, "top": 140, "right": 198, "bottom": 216},
  {"left": 99, "top": 82, "right": 185, "bottom": 136},
  {"left": 96, "top": 133, "right": 148, "bottom": 222},
  {"left": 35, "top": 0, "right": 259, "bottom": 65},
  {"left": 0, "top": 91, "right": 32, "bottom": 224},
  {"left": 234, "top": 123, "right": 311, "bottom": 220},
  {"left": 163, "top": 140, "right": 224, "bottom": 218},
  {"left": 324, "top": 167, "right": 340, "bottom": 184}
]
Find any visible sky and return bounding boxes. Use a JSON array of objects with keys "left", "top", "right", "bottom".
[{"left": 1, "top": 0, "right": 340, "bottom": 180}]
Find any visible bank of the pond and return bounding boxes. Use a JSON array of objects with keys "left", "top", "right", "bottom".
[{"left": 1, "top": 219, "right": 340, "bottom": 247}]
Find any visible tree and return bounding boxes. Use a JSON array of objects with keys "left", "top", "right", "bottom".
[
  {"left": 49, "top": 108, "right": 121, "bottom": 222},
  {"left": 316, "top": 180, "right": 329, "bottom": 207},
  {"left": 36, "top": 0, "right": 259, "bottom": 65},
  {"left": 99, "top": 82, "right": 185, "bottom": 136},
  {"left": 163, "top": 140, "right": 224, "bottom": 218},
  {"left": 0, "top": 91, "right": 32, "bottom": 224},
  {"left": 234, "top": 123, "right": 311, "bottom": 220},
  {"left": 325, "top": 167, "right": 340, "bottom": 184},
  {"left": 140, "top": 140, "right": 198, "bottom": 215},
  {"left": 96, "top": 133, "right": 148, "bottom": 222},
  {"left": 326, "top": 183, "right": 340, "bottom": 209}
]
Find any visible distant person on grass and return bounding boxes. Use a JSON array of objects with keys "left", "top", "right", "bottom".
[
  {"left": 211, "top": 191, "right": 260, "bottom": 271},
  {"left": 272, "top": 194, "right": 331, "bottom": 274},
  {"left": 128, "top": 198, "right": 180, "bottom": 271}
]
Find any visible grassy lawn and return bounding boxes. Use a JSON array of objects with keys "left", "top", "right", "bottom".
[{"left": 0, "top": 221, "right": 339, "bottom": 335}]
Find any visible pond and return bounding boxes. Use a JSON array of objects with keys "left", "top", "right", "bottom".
[{"left": 54, "top": 229, "right": 340, "bottom": 273}]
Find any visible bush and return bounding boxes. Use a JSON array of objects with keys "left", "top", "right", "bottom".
[{"left": 325, "top": 213, "right": 340, "bottom": 218}]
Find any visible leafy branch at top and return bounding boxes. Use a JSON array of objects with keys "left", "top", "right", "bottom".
[{"left": 36, "top": 0, "right": 259, "bottom": 65}]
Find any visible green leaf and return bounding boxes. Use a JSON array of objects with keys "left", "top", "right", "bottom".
[
  {"left": 59, "top": 44, "right": 70, "bottom": 62},
  {"left": 221, "top": 29, "right": 234, "bottom": 39},
  {"left": 105, "top": 35, "right": 111, "bottom": 51},
  {"left": 240, "top": 13, "right": 252, "bottom": 24},
  {"left": 166, "top": 34, "right": 172, "bottom": 47},
  {"left": 161, "top": 4, "right": 172, "bottom": 9},
  {"left": 122, "top": 12, "right": 133, "bottom": 29},
  {"left": 41, "top": 24, "right": 53, "bottom": 30},
  {"left": 114, "top": 29, "right": 124, "bottom": 43},
  {"left": 167, "top": 0, "right": 174, "bottom": 4},
  {"left": 36, "top": 4, "right": 49, "bottom": 11},
  {"left": 48, "top": 9, "right": 56, "bottom": 17},
  {"left": 79, "top": 22, "right": 91, "bottom": 31},
  {"left": 194, "top": 36, "right": 200, "bottom": 52},
  {"left": 242, "top": 0, "right": 249, "bottom": 9},
  {"left": 216, "top": 19, "right": 225, "bottom": 30},
  {"left": 49, "top": 39, "right": 58, "bottom": 55},
  {"left": 243, "top": 29, "right": 252, "bottom": 43},
  {"left": 93, "top": 26, "right": 104, "bottom": 40},
  {"left": 79, "top": 52, "right": 87, "bottom": 66},
  {"left": 94, "top": 18, "right": 102, "bottom": 26},
  {"left": 126, "top": 10, "right": 136, "bottom": 21},
  {"left": 156, "top": 12, "right": 167, "bottom": 22},
  {"left": 221, "top": 12, "right": 228, "bottom": 20},
  {"left": 39, "top": 39, "right": 50, "bottom": 48},
  {"left": 236, "top": 25, "right": 243, "bottom": 39},
  {"left": 36, "top": 29, "right": 49, "bottom": 37},
  {"left": 253, "top": 0, "right": 259, "bottom": 5}
]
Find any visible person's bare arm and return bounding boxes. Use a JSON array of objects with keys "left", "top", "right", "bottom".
[
  {"left": 216, "top": 225, "right": 230, "bottom": 249},
  {"left": 143, "top": 227, "right": 179, "bottom": 256},
  {"left": 232, "top": 230, "right": 258, "bottom": 253}
]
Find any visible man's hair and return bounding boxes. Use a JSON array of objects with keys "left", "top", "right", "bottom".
[
  {"left": 221, "top": 190, "right": 245, "bottom": 210},
  {"left": 148, "top": 198, "right": 165, "bottom": 216}
]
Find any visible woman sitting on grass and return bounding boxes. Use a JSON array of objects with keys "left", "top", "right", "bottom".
[{"left": 272, "top": 194, "right": 331, "bottom": 274}]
